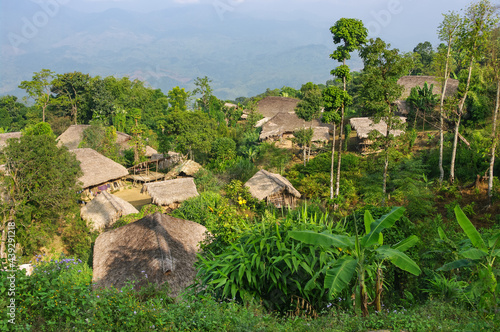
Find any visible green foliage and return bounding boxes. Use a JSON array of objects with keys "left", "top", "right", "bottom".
[
  {"left": 79, "top": 123, "right": 122, "bottom": 162},
  {"left": 436, "top": 205, "right": 499, "bottom": 313},
  {"left": 209, "top": 137, "right": 237, "bottom": 172},
  {"left": 171, "top": 192, "right": 248, "bottom": 255},
  {"left": 113, "top": 204, "right": 163, "bottom": 229},
  {"left": 255, "top": 142, "right": 293, "bottom": 175},
  {"left": 22, "top": 122, "right": 56, "bottom": 138},
  {"left": 290, "top": 207, "right": 420, "bottom": 316},
  {"left": 0, "top": 256, "right": 92, "bottom": 330},
  {"left": 329, "top": 18, "right": 368, "bottom": 62},
  {"left": 195, "top": 209, "right": 338, "bottom": 313},
  {"left": 295, "top": 87, "right": 323, "bottom": 122},
  {"left": 2, "top": 134, "right": 82, "bottom": 256}
]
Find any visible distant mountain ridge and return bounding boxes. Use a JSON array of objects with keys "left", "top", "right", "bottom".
[{"left": 1, "top": 3, "right": 362, "bottom": 100}]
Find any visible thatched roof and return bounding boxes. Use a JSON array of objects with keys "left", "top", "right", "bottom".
[
  {"left": 57, "top": 125, "right": 90, "bottom": 150},
  {"left": 397, "top": 76, "right": 459, "bottom": 99},
  {"left": 71, "top": 148, "right": 129, "bottom": 189},
  {"left": 145, "top": 146, "right": 158, "bottom": 157},
  {"left": 165, "top": 160, "right": 202, "bottom": 179},
  {"left": 81, "top": 191, "right": 139, "bottom": 231},
  {"left": 0, "top": 132, "right": 22, "bottom": 149},
  {"left": 259, "top": 112, "right": 331, "bottom": 141},
  {"left": 349, "top": 117, "right": 407, "bottom": 139},
  {"left": 245, "top": 169, "right": 301, "bottom": 200},
  {"left": 142, "top": 178, "right": 199, "bottom": 206},
  {"left": 92, "top": 212, "right": 207, "bottom": 296},
  {"left": 57, "top": 125, "right": 132, "bottom": 150},
  {"left": 224, "top": 102, "right": 237, "bottom": 108},
  {"left": 256, "top": 96, "right": 300, "bottom": 118}
]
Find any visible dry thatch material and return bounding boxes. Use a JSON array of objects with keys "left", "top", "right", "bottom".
[
  {"left": 164, "top": 160, "right": 202, "bottom": 180},
  {"left": 397, "top": 75, "right": 459, "bottom": 99},
  {"left": 92, "top": 212, "right": 207, "bottom": 296},
  {"left": 142, "top": 178, "right": 199, "bottom": 206},
  {"left": 57, "top": 125, "right": 91, "bottom": 150},
  {"left": 259, "top": 112, "right": 331, "bottom": 141},
  {"left": 245, "top": 170, "right": 300, "bottom": 208},
  {"left": 57, "top": 124, "right": 140, "bottom": 151},
  {"left": 256, "top": 96, "right": 300, "bottom": 118},
  {"left": 224, "top": 102, "right": 237, "bottom": 108},
  {"left": 71, "top": 148, "right": 129, "bottom": 189},
  {"left": 145, "top": 146, "right": 158, "bottom": 157},
  {"left": 81, "top": 191, "right": 139, "bottom": 231},
  {"left": 349, "top": 117, "right": 407, "bottom": 139},
  {"left": 0, "top": 132, "right": 22, "bottom": 150}
]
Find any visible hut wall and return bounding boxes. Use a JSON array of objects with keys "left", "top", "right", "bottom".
[{"left": 266, "top": 192, "right": 296, "bottom": 208}]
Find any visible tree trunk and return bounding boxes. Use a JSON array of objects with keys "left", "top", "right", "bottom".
[
  {"left": 449, "top": 114, "right": 461, "bottom": 184},
  {"left": 439, "top": 31, "right": 453, "bottom": 184},
  {"left": 382, "top": 148, "right": 389, "bottom": 206},
  {"left": 450, "top": 57, "right": 474, "bottom": 184},
  {"left": 488, "top": 79, "right": 500, "bottom": 203},
  {"left": 303, "top": 145, "right": 306, "bottom": 166},
  {"left": 330, "top": 124, "right": 336, "bottom": 200},
  {"left": 335, "top": 70, "right": 347, "bottom": 198}
]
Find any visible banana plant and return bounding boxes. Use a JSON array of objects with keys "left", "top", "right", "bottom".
[
  {"left": 437, "top": 205, "right": 499, "bottom": 312},
  {"left": 289, "top": 206, "right": 421, "bottom": 316}
]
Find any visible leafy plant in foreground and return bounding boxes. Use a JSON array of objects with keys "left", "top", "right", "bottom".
[
  {"left": 290, "top": 207, "right": 421, "bottom": 317},
  {"left": 437, "top": 205, "right": 500, "bottom": 314}
]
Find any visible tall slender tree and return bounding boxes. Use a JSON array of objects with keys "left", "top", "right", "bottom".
[
  {"left": 487, "top": 27, "right": 500, "bottom": 203},
  {"left": 330, "top": 18, "right": 368, "bottom": 198},
  {"left": 359, "top": 38, "right": 413, "bottom": 205},
  {"left": 322, "top": 86, "right": 351, "bottom": 199},
  {"left": 436, "top": 11, "right": 461, "bottom": 184},
  {"left": 450, "top": 0, "right": 497, "bottom": 184}
]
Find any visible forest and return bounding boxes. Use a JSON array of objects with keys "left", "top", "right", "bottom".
[{"left": 0, "top": 0, "right": 499, "bottom": 331}]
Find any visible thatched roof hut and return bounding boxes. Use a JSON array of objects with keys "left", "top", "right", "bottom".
[
  {"left": 71, "top": 148, "right": 129, "bottom": 189},
  {"left": 142, "top": 178, "right": 199, "bottom": 207},
  {"left": 396, "top": 76, "right": 459, "bottom": 114},
  {"left": 0, "top": 132, "right": 22, "bottom": 150},
  {"left": 92, "top": 212, "right": 207, "bottom": 296},
  {"left": 397, "top": 76, "right": 459, "bottom": 99},
  {"left": 57, "top": 125, "right": 155, "bottom": 156},
  {"left": 81, "top": 191, "right": 139, "bottom": 231},
  {"left": 349, "top": 117, "right": 407, "bottom": 139},
  {"left": 164, "top": 160, "right": 202, "bottom": 180},
  {"left": 256, "top": 96, "right": 300, "bottom": 118},
  {"left": 259, "top": 112, "right": 331, "bottom": 142},
  {"left": 245, "top": 169, "right": 301, "bottom": 208}
]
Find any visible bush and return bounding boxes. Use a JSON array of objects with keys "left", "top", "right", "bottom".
[{"left": 195, "top": 208, "right": 341, "bottom": 314}]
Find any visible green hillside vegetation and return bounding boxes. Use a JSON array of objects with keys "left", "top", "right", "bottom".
[{"left": 1, "top": 1, "right": 500, "bottom": 330}]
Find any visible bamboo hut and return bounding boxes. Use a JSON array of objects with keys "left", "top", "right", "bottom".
[
  {"left": 396, "top": 76, "right": 459, "bottom": 115},
  {"left": 349, "top": 117, "right": 407, "bottom": 152},
  {"left": 151, "top": 151, "right": 183, "bottom": 170},
  {"left": 71, "top": 148, "right": 129, "bottom": 198},
  {"left": 255, "top": 96, "right": 300, "bottom": 127},
  {"left": 57, "top": 124, "right": 156, "bottom": 156},
  {"left": 142, "top": 178, "right": 199, "bottom": 208},
  {"left": 81, "top": 191, "right": 139, "bottom": 231},
  {"left": 92, "top": 212, "right": 207, "bottom": 296},
  {"left": 0, "top": 132, "right": 22, "bottom": 150},
  {"left": 245, "top": 169, "right": 301, "bottom": 208},
  {"left": 259, "top": 112, "right": 331, "bottom": 148}
]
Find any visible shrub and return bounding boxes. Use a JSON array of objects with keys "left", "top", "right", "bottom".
[{"left": 195, "top": 208, "right": 341, "bottom": 314}]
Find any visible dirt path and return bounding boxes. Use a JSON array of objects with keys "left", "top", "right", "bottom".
[{"left": 113, "top": 186, "right": 152, "bottom": 210}]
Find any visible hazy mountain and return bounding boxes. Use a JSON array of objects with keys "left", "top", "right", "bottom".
[{"left": 0, "top": 3, "right": 362, "bottom": 100}]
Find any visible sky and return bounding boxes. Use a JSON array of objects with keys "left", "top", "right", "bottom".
[{"left": 64, "top": 0, "right": 474, "bottom": 51}]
